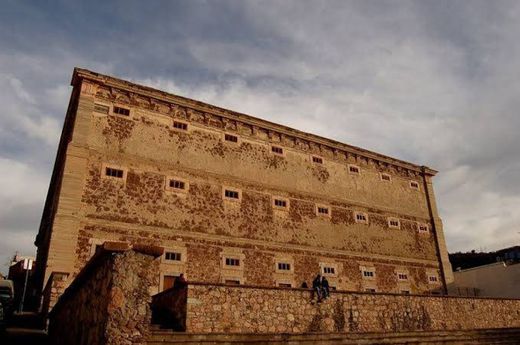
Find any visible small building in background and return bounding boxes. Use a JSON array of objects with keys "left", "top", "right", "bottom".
[
  {"left": 449, "top": 246, "right": 520, "bottom": 298},
  {"left": 7, "top": 254, "right": 37, "bottom": 311}
]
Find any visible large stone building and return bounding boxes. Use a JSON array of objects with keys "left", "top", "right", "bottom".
[{"left": 34, "top": 68, "right": 453, "bottom": 308}]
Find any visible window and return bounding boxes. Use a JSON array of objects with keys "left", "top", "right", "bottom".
[
  {"left": 363, "top": 270, "right": 375, "bottom": 278},
  {"left": 169, "top": 179, "right": 186, "bottom": 190},
  {"left": 388, "top": 218, "right": 400, "bottom": 229},
  {"left": 348, "top": 165, "right": 360, "bottom": 174},
  {"left": 225, "top": 258, "right": 240, "bottom": 267},
  {"left": 355, "top": 212, "right": 368, "bottom": 224},
  {"left": 428, "top": 275, "right": 439, "bottom": 284},
  {"left": 113, "top": 106, "right": 130, "bottom": 116},
  {"left": 418, "top": 223, "right": 429, "bottom": 233},
  {"left": 224, "top": 279, "right": 240, "bottom": 285},
  {"left": 173, "top": 121, "right": 188, "bottom": 131},
  {"left": 317, "top": 206, "right": 330, "bottom": 216},
  {"left": 165, "top": 252, "right": 181, "bottom": 261},
  {"left": 278, "top": 283, "right": 292, "bottom": 288},
  {"left": 105, "top": 167, "right": 124, "bottom": 178},
  {"left": 380, "top": 173, "right": 391, "bottom": 182},
  {"left": 312, "top": 156, "right": 323, "bottom": 164},
  {"left": 323, "top": 267, "right": 335, "bottom": 275},
  {"left": 273, "top": 198, "right": 288, "bottom": 208},
  {"left": 224, "top": 189, "right": 240, "bottom": 200},
  {"left": 410, "top": 181, "right": 420, "bottom": 190},
  {"left": 277, "top": 263, "right": 291, "bottom": 271},
  {"left": 271, "top": 146, "right": 283, "bottom": 155},
  {"left": 365, "top": 288, "right": 376, "bottom": 293},
  {"left": 224, "top": 133, "right": 238, "bottom": 143},
  {"left": 94, "top": 103, "right": 109, "bottom": 114},
  {"left": 397, "top": 273, "right": 408, "bottom": 281}
]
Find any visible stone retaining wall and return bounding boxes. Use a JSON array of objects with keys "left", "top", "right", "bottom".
[
  {"left": 48, "top": 242, "right": 162, "bottom": 345},
  {"left": 183, "top": 283, "right": 520, "bottom": 333}
]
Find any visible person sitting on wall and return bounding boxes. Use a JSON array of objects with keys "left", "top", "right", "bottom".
[
  {"left": 321, "top": 276, "right": 330, "bottom": 299},
  {"left": 312, "top": 274, "right": 323, "bottom": 302},
  {"left": 173, "top": 273, "right": 187, "bottom": 290}
]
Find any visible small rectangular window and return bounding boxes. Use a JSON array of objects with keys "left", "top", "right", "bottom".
[
  {"left": 312, "top": 156, "right": 323, "bottom": 164},
  {"left": 323, "top": 267, "right": 335, "bottom": 275},
  {"left": 380, "top": 173, "right": 391, "bottom": 182},
  {"left": 225, "top": 258, "right": 240, "bottom": 266},
  {"left": 317, "top": 206, "right": 330, "bottom": 215},
  {"left": 105, "top": 167, "right": 124, "bottom": 178},
  {"left": 224, "top": 189, "right": 240, "bottom": 200},
  {"left": 418, "top": 223, "right": 429, "bottom": 233},
  {"left": 278, "top": 283, "right": 292, "bottom": 288},
  {"left": 362, "top": 269, "right": 375, "bottom": 279},
  {"left": 349, "top": 165, "right": 360, "bottom": 174},
  {"left": 169, "top": 179, "right": 186, "bottom": 190},
  {"left": 113, "top": 106, "right": 130, "bottom": 116},
  {"left": 277, "top": 262, "right": 291, "bottom": 271},
  {"left": 410, "top": 181, "right": 420, "bottom": 190},
  {"left": 165, "top": 252, "right": 181, "bottom": 261},
  {"left": 355, "top": 212, "right": 368, "bottom": 224},
  {"left": 397, "top": 273, "right": 408, "bottom": 281},
  {"left": 274, "top": 199, "right": 287, "bottom": 208},
  {"left": 94, "top": 103, "right": 109, "bottom": 114},
  {"left": 173, "top": 121, "right": 188, "bottom": 131},
  {"left": 271, "top": 146, "right": 284, "bottom": 155},
  {"left": 225, "top": 134, "right": 238, "bottom": 143},
  {"left": 428, "top": 275, "right": 438, "bottom": 283},
  {"left": 388, "top": 218, "right": 400, "bottom": 229}
]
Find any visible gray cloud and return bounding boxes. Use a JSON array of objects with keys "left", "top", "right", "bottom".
[{"left": 1, "top": 0, "right": 519, "bottom": 274}]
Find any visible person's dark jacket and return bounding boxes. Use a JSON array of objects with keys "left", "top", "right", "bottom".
[
  {"left": 322, "top": 277, "right": 330, "bottom": 289},
  {"left": 312, "top": 275, "right": 321, "bottom": 289}
]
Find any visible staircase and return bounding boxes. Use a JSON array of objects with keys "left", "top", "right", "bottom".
[{"left": 147, "top": 327, "right": 520, "bottom": 345}]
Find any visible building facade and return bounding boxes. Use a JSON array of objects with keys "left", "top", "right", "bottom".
[{"left": 34, "top": 68, "right": 453, "bottom": 308}]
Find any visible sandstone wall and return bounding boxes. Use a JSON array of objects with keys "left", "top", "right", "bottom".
[
  {"left": 184, "top": 283, "right": 520, "bottom": 333},
  {"left": 36, "top": 69, "right": 452, "bottom": 308},
  {"left": 48, "top": 244, "right": 161, "bottom": 345}
]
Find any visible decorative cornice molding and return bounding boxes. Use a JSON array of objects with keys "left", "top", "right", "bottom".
[{"left": 71, "top": 67, "right": 438, "bottom": 176}]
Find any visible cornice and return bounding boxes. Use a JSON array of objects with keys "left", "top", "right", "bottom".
[{"left": 71, "top": 67, "right": 438, "bottom": 176}]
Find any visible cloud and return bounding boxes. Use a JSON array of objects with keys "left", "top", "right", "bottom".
[{"left": 1, "top": 0, "right": 520, "bottom": 274}]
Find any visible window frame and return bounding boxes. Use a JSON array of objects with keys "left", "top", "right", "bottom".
[
  {"left": 165, "top": 177, "right": 189, "bottom": 194},
  {"left": 272, "top": 196, "right": 289, "bottom": 210},
  {"left": 354, "top": 211, "right": 369, "bottom": 224},
  {"left": 271, "top": 145, "right": 284, "bottom": 156},
  {"left": 348, "top": 164, "right": 361, "bottom": 175},
  {"left": 380, "top": 173, "right": 392, "bottom": 182},
  {"left": 111, "top": 105, "right": 132, "bottom": 117},
  {"left": 311, "top": 155, "right": 324, "bottom": 164},
  {"left": 172, "top": 119, "right": 189, "bottom": 131},
  {"left": 93, "top": 102, "right": 110, "bottom": 115},
  {"left": 316, "top": 204, "right": 331, "bottom": 218},
  {"left": 410, "top": 181, "right": 420, "bottom": 190},
  {"left": 223, "top": 187, "right": 242, "bottom": 202},
  {"left": 101, "top": 163, "right": 127, "bottom": 182},
  {"left": 224, "top": 133, "right": 239, "bottom": 143},
  {"left": 417, "top": 222, "right": 430, "bottom": 234},
  {"left": 387, "top": 217, "right": 401, "bottom": 229}
]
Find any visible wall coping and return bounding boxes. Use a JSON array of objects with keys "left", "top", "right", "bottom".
[
  {"left": 49, "top": 242, "right": 164, "bottom": 317},
  {"left": 154, "top": 281, "right": 520, "bottom": 302}
]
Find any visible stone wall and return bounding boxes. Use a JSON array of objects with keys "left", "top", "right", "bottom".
[
  {"left": 181, "top": 283, "right": 520, "bottom": 333},
  {"left": 48, "top": 243, "right": 162, "bottom": 345}
]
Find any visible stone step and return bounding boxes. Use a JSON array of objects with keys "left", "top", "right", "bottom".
[{"left": 147, "top": 328, "right": 520, "bottom": 345}]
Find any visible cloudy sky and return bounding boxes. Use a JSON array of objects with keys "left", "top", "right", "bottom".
[{"left": 1, "top": 0, "right": 519, "bottom": 274}]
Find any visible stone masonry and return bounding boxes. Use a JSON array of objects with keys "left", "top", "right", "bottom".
[
  {"left": 35, "top": 68, "right": 453, "bottom": 311},
  {"left": 48, "top": 243, "right": 162, "bottom": 345},
  {"left": 182, "top": 283, "right": 520, "bottom": 334}
]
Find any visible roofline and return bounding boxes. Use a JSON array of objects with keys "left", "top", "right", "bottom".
[{"left": 71, "top": 67, "right": 438, "bottom": 176}]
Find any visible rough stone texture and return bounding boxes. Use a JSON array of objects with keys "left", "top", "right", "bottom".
[
  {"left": 48, "top": 247, "right": 160, "bottom": 345},
  {"left": 34, "top": 68, "right": 452, "bottom": 311},
  {"left": 182, "top": 283, "right": 520, "bottom": 334}
]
